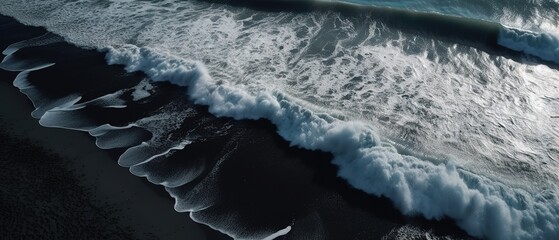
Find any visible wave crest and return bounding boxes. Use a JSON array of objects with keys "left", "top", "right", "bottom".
[
  {"left": 498, "top": 27, "right": 559, "bottom": 64},
  {"left": 105, "top": 44, "right": 559, "bottom": 240}
]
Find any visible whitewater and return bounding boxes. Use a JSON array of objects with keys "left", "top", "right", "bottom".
[{"left": 1, "top": 0, "right": 559, "bottom": 239}]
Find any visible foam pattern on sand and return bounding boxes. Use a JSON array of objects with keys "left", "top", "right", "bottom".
[
  {"left": 105, "top": 44, "right": 559, "bottom": 240},
  {"left": 2, "top": 0, "right": 559, "bottom": 238},
  {"left": 2, "top": 0, "right": 559, "bottom": 191}
]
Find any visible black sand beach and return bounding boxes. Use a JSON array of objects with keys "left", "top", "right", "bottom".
[
  {"left": 0, "top": 15, "right": 229, "bottom": 240},
  {"left": 0, "top": 15, "right": 475, "bottom": 240}
]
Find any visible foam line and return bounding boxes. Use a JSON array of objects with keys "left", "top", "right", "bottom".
[
  {"left": 263, "top": 226, "right": 292, "bottom": 240},
  {"left": 1, "top": 33, "right": 294, "bottom": 240},
  {"left": 89, "top": 124, "right": 152, "bottom": 150},
  {"left": 129, "top": 157, "right": 206, "bottom": 188},
  {"left": 105, "top": 44, "right": 559, "bottom": 240},
  {"left": 118, "top": 141, "right": 192, "bottom": 167},
  {"left": 2, "top": 32, "right": 63, "bottom": 56},
  {"left": 0, "top": 54, "right": 55, "bottom": 72},
  {"left": 9, "top": 66, "right": 85, "bottom": 120},
  {"left": 89, "top": 123, "right": 138, "bottom": 137}
]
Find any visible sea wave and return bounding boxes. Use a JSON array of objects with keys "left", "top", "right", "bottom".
[
  {"left": 1, "top": 40, "right": 289, "bottom": 239},
  {"left": 498, "top": 27, "right": 559, "bottom": 64},
  {"left": 104, "top": 44, "right": 559, "bottom": 240},
  {"left": 2, "top": 0, "right": 559, "bottom": 238}
]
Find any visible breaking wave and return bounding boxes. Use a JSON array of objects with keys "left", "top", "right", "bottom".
[
  {"left": 498, "top": 27, "right": 559, "bottom": 64},
  {"left": 1, "top": 0, "right": 559, "bottom": 239},
  {"left": 104, "top": 44, "right": 559, "bottom": 240}
]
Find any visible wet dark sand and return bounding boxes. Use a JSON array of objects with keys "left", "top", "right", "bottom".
[
  {"left": 0, "top": 15, "right": 229, "bottom": 240},
  {"left": 0, "top": 73, "right": 231, "bottom": 240}
]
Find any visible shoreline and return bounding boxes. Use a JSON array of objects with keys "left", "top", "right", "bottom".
[
  {"left": 0, "top": 71, "right": 230, "bottom": 240},
  {"left": 0, "top": 15, "right": 230, "bottom": 240},
  {"left": 0, "top": 14, "right": 476, "bottom": 240}
]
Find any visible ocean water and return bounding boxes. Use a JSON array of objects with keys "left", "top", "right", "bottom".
[{"left": 1, "top": 0, "right": 559, "bottom": 239}]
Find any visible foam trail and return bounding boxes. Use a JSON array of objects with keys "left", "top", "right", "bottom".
[
  {"left": 129, "top": 156, "right": 206, "bottom": 188},
  {"left": 88, "top": 124, "right": 139, "bottom": 137},
  {"left": 263, "top": 226, "right": 292, "bottom": 240},
  {"left": 0, "top": 34, "right": 293, "bottom": 240},
  {"left": 9, "top": 68, "right": 84, "bottom": 119},
  {"left": 105, "top": 44, "right": 559, "bottom": 240},
  {"left": 89, "top": 124, "right": 151, "bottom": 149},
  {"left": 1, "top": 54, "right": 54, "bottom": 72},
  {"left": 118, "top": 141, "right": 191, "bottom": 167},
  {"left": 498, "top": 26, "right": 559, "bottom": 64},
  {"left": 0, "top": 36, "right": 87, "bottom": 120},
  {"left": 2, "top": 33, "right": 63, "bottom": 56}
]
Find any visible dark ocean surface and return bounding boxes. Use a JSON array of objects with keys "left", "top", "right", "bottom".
[{"left": 1, "top": 0, "right": 559, "bottom": 239}]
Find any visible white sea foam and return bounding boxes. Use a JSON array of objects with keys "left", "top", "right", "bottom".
[
  {"left": 2, "top": 0, "right": 559, "bottom": 239},
  {"left": 9, "top": 68, "right": 84, "bottom": 119},
  {"left": 89, "top": 124, "right": 150, "bottom": 149},
  {"left": 2, "top": 0, "right": 559, "bottom": 188},
  {"left": 262, "top": 226, "right": 292, "bottom": 240},
  {"left": 131, "top": 80, "right": 154, "bottom": 101},
  {"left": 2, "top": 33, "right": 63, "bottom": 56},
  {"left": 105, "top": 44, "right": 559, "bottom": 240},
  {"left": 0, "top": 54, "right": 54, "bottom": 72}
]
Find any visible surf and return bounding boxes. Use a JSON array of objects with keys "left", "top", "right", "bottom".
[
  {"left": 1, "top": 0, "right": 559, "bottom": 239},
  {"left": 104, "top": 43, "right": 559, "bottom": 240}
]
